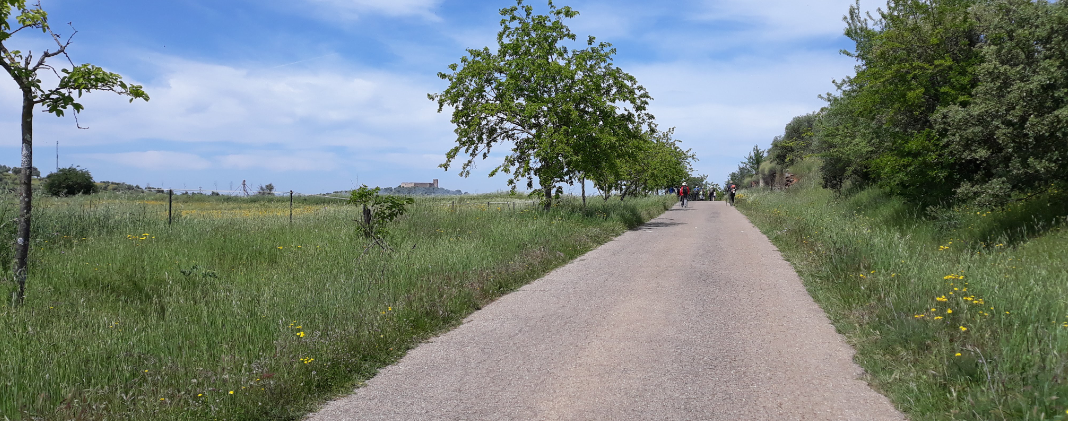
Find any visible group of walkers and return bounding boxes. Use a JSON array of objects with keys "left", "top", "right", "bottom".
[{"left": 676, "top": 182, "right": 736, "bottom": 208}]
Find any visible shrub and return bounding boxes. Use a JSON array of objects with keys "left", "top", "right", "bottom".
[{"left": 43, "top": 166, "right": 97, "bottom": 197}]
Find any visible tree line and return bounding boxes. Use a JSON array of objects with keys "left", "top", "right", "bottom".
[
  {"left": 729, "top": 0, "right": 1067, "bottom": 209},
  {"left": 431, "top": 0, "right": 696, "bottom": 209}
]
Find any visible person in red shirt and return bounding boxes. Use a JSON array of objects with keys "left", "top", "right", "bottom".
[{"left": 679, "top": 182, "right": 691, "bottom": 208}]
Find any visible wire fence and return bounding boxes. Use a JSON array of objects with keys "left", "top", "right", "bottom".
[{"left": 10, "top": 189, "right": 551, "bottom": 230}]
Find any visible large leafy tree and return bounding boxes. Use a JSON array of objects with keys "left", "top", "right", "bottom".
[
  {"left": 430, "top": 0, "right": 653, "bottom": 210},
  {"left": 934, "top": 0, "right": 1068, "bottom": 206},
  {"left": 769, "top": 112, "right": 818, "bottom": 168},
  {"left": 42, "top": 166, "right": 96, "bottom": 196},
  {"left": 1, "top": 0, "right": 149, "bottom": 304},
  {"left": 822, "top": 0, "right": 979, "bottom": 202}
]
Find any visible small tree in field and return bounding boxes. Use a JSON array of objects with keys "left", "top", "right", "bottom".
[
  {"left": 349, "top": 185, "right": 415, "bottom": 255},
  {"left": 43, "top": 166, "right": 95, "bottom": 196},
  {"left": 257, "top": 183, "right": 276, "bottom": 196},
  {"left": 2, "top": 0, "right": 149, "bottom": 305}
]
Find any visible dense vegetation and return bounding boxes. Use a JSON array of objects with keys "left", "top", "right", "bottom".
[
  {"left": 0, "top": 192, "right": 674, "bottom": 420},
  {"left": 723, "top": 1, "right": 1068, "bottom": 418},
  {"left": 42, "top": 166, "right": 96, "bottom": 196},
  {"left": 738, "top": 163, "right": 1067, "bottom": 420},
  {"left": 729, "top": 0, "right": 1066, "bottom": 210}
]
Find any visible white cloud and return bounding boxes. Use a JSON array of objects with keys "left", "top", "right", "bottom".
[
  {"left": 75, "top": 151, "right": 213, "bottom": 170},
  {"left": 626, "top": 51, "right": 854, "bottom": 180},
  {"left": 0, "top": 52, "right": 463, "bottom": 188},
  {"left": 217, "top": 151, "right": 340, "bottom": 171},
  {"left": 28, "top": 54, "right": 453, "bottom": 151},
  {"left": 74, "top": 150, "right": 342, "bottom": 173},
  {"left": 301, "top": 0, "right": 443, "bottom": 21},
  {"left": 694, "top": 0, "right": 862, "bottom": 38}
]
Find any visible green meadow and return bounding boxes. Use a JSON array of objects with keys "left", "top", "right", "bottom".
[
  {"left": 1, "top": 192, "right": 673, "bottom": 420},
  {"left": 737, "top": 164, "right": 1068, "bottom": 420}
]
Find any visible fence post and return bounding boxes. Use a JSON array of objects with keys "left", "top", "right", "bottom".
[
  {"left": 168, "top": 189, "right": 173, "bottom": 225},
  {"left": 362, "top": 204, "right": 372, "bottom": 237},
  {"left": 289, "top": 190, "right": 294, "bottom": 224}
]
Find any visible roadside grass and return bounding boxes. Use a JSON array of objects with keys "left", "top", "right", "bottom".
[
  {"left": 737, "top": 175, "right": 1068, "bottom": 420},
  {"left": 1, "top": 191, "right": 673, "bottom": 420}
]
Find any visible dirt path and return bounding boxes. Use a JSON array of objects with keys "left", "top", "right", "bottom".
[{"left": 307, "top": 201, "right": 904, "bottom": 420}]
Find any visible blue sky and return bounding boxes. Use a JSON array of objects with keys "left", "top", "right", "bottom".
[{"left": 1, "top": 0, "right": 869, "bottom": 194}]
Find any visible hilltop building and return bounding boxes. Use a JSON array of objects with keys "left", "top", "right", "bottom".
[{"left": 400, "top": 179, "right": 438, "bottom": 188}]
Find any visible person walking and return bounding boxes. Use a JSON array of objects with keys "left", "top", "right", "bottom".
[
  {"left": 710, "top": 188, "right": 716, "bottom": 202},
  {"left": 729, "top": 184, "right": 737, "bottom": 206},
  {"left": 679, "top": 182, "right": 691, "bottom": 208}
]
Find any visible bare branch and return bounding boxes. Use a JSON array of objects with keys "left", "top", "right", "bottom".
[
  {"left": 62, "top": 23, "right": 78, "bottom": 67},
  {"left": 29, "top": 22, "right": 73, "bottom": 73},
  {"left": 32, "top": 44, "right": 65, "bottom": 73}
]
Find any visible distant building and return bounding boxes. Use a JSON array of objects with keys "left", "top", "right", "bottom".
[{"left": 400, "top": 179, "right": 439, "bottom": 188}]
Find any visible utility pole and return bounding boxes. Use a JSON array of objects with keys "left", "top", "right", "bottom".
[{"left": 55, "top": 141, "right": 59, "bottom": 172}]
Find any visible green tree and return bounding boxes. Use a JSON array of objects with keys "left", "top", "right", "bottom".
[
  {"left": 430, "top": 0, "right": 653, "bottom": 210},
  {"left": 1, "top": 0, "right": 149, "bottom": 304},
  {"left": 42, "top": 166, "right": 95, "bottom": 196},
  {"left": 257, "top": 183, "right": 275, "bottom": 196},
  {"left": 745, "top": 145, "right": 765, "bottom": 175},
  {"left": 590, "top": 128, "right": 693, "bottom": 201},
  {"left": 349, "top": 185, "right": 415, "bottom": 253},
  {"left": 822, "top": 0, "right": 979, "bottom": 202},
  {"left": 934, "top": 0, "right": 1068, "bottom": 206},
  {"left": 769, "top": 112, "right": 818, "bottom": 168},
  {"left": 9, "top": 165, "right": 38, "bottom": 177}
]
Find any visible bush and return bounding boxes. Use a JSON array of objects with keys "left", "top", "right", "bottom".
[{"left": 43, "top": 166, "right": 97, "bottom": 197}]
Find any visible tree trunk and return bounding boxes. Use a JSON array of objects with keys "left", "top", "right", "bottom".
[
  {"left": 14, "top": 93, "right": 33, "bottom": 305},
  {"left": 580, "top": 177, "right": 586, "bottom": 208},
  {"left": 362, "top": 204, "right": 372, "bottom": 238},
  {"left": 542, "top": 184, "right": 552, "bottom": 211}
]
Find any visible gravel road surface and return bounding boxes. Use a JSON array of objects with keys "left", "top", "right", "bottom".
[{"left": 307, "top": 201, "right": 904, "bottom": 420}]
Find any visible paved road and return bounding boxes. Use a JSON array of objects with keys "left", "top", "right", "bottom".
[{"left": 307, "top": 201, "right": 904, "bottom": 420}]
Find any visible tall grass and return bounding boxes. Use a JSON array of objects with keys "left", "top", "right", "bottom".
[
  {"left": 737, "top": 172, "right": 1068, "bottom": 420},
  {"left": 0, "top": 191, "right": 673, "bottom": 420}
]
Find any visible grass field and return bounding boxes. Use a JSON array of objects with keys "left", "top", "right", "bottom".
[
  {"left": 0, "top": 191, "right": 673, "bottom": 420},
  {"left": 737, "top": 171, "right": 1068, "bottom": 420}
]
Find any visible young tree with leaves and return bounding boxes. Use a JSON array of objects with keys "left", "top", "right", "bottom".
[
  {"left": 1, "top": 0, "right": 149, "bottom": 304},
  {"left": 430, "top": 0, "right": 653, "bottom": 210},
  {"left": 349, "top": 185, "right": 415, "bottom": 255}
]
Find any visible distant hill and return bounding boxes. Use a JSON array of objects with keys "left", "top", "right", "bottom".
[
  {"left": 380, "top": 186, "right": 467, "bottom": 196},
  {"left": 97, "top": 181, "right": 145, "bottom": 193}
]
